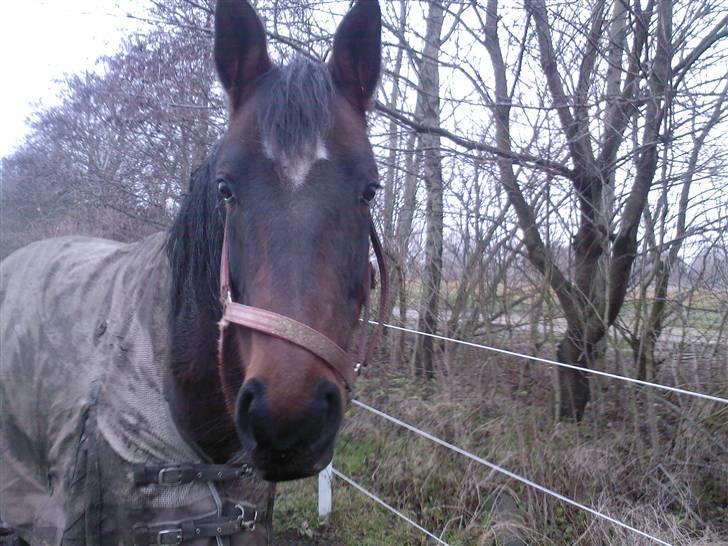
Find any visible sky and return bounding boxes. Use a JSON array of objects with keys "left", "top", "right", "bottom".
[{"left": 0, "top": 0, "right": 144, "bottom": 158}]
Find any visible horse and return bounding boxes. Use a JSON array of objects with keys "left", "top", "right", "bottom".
[{"left": 0, "top": 0, "right": 385, "bottom": 544}]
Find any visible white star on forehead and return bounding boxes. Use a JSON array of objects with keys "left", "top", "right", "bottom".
[{"left": 265, "top": 137, "right": 329, "bottom": 187}]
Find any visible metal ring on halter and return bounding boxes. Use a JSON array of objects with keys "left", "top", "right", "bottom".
[{"left": 235, "top": 504, "right": 257, "bottom": 532}]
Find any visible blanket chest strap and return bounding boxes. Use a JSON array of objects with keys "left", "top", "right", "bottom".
[
  {"left": 132, "top": 464, "right": 253, "bottom": 486},
  {"left": 132, "top": 504, "right": 258, "bottom": 546}
]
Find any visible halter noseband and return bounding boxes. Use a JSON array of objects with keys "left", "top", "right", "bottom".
[{"left": 217, "top": 207, "right": 388, "bottom": 416}]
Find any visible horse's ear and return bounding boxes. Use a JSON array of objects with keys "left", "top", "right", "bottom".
[
  {"left": 214, "top": 0, "right": 272, "bottom": 111},
  {"left": 328, "top": 0, "right": 382, "bottom": 113}
]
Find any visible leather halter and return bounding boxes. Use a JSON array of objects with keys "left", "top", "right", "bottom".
[{"left": 217, "top": 206, "right": 388, "bottom": 417}]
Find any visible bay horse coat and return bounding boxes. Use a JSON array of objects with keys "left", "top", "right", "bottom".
[{"left": 0, "top": 0, "right": 384, "bottom": 543}]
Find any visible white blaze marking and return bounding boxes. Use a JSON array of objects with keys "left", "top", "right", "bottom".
[{"left": 266, "top": 138, "right": 329, "bottom": 187}]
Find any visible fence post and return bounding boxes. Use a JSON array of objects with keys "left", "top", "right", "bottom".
[{"left": 318, "top": 462, "right": 333, "bottom": 522}]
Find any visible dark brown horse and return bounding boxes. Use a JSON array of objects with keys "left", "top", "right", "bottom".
[
  {"left": 170, "top": 0, "right": 383, "bottom": 482},
  {"left": 0, "top": 0, "right": 383, "bottom": 544}
]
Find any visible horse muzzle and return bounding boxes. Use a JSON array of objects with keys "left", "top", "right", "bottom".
[{"left": 235, "top": 377, "right": 342, "bottom": 481}]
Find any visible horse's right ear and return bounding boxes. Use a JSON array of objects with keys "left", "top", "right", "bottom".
[{"left": 214, "top": 0, "right": 272, "bottom": 111}]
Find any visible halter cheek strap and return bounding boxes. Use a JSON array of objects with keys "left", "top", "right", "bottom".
[{"left": 217, "top": 207, "right": 388, "bottom": 417}]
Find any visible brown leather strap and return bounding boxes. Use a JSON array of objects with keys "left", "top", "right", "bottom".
[
  {"left": 222, "top": 303, "right": 355, "bottom": 389},
  {"left": 355, "top": 267, "right": 372, "bottom": 370},
  {"left": 217, "top": 208, "right": 388, "bottom": 416},
  {"left": 219, "top": 210, "right": 232, "bottom": 304},
  {"left": 361, "top": 218, "right": 388, "bottom": 369}
]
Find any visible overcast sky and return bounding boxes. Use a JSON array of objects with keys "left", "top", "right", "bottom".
[{"left": 0, "top": 0, "right": 144, "bottom": 158}]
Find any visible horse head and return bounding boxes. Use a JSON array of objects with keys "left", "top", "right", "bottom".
[{"left": 212, "top": 0, "right": 382, "bottom": 481}]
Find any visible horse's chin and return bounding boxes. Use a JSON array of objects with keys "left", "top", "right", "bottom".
[{"left": 253, "top": 445, "right": 334, "bottom": 482}]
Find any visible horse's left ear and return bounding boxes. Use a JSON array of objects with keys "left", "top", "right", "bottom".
[{"left": 328, "top": 0, "right": 382, "bottom": 113}]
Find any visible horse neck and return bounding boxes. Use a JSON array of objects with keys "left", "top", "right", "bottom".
[{"left": 170, "top": 291, "right": 220, "bottom": 380}]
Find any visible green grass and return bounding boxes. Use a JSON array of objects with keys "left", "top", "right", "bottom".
[
  {"left": 273, "top": 433, "right": 427, "bottom": 545},
  {"left": 273, "top": 430, "right": 508, "bottom": 545},
  {"left": 273, "top": 477, "right": 320, "bottom": 539}
]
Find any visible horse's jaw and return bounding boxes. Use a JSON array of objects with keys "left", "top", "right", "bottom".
[{"left": 251, "top": 441, "right": 335, "bottom": 482}]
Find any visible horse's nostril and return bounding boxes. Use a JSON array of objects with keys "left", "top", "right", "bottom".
[
  {"left": 235, "top": 379, "right": 264, "bottom": 449},
  {"left": 316, "top": 380, "right": 344, "bottom": 442},
  {"left": 238, "top": 386, "right": 255, "bottom": 415},
  {"left": 272, "top": 450, "right": 290, "bottom": 463},
  {"left": 322, "top": 382, "right": 341, "bottom": 416}
]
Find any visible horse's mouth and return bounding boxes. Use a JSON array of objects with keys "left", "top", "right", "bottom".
[{"left": 252, "top": 443, "right": 334, "bottom": 482}]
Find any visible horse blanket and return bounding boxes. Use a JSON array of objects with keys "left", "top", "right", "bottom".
[{"left": 0, "top": 234, "right": 274, "bottom": 545}]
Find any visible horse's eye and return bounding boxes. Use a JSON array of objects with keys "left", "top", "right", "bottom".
[
  {"left": 218, "top": 180, "right": 234, "bottom": 203},
  {"left": 360, "top": 183, "right": 381, "bottom": 204}
]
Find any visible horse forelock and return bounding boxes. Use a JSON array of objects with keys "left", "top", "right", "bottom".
[{"left": 256, "top": 58, "right": 333, "bottom": 186}]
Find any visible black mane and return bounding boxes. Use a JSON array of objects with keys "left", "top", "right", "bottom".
[{"left": 166, "top": 142, "right": 224, "bottom": 322}]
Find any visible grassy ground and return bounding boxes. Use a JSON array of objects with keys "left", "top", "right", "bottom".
[{"left": 272, "top": 343, "right": 728, "bottom": 545}]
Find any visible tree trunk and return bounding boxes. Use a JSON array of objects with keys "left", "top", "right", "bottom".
[
  {"left": 382, "top": 0, "right": 408, "bottom": 244},
  {"left": 391, "top": 131, "right": 420, "bottom": 370},
  {"left": 634, "top": 80, "right": 727, "bottom": 379},
  {"left": 414, "top": 0, "right": 445, "bottom": 380}
]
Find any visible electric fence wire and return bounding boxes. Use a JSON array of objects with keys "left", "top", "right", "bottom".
[
  {"left": 351, "top": 399, "right": 675, "bottom": 546},
  {"left": 332, "top": 467, "right": 452, "bottom": 546},
  {"left": 369, "top": 320, "right": 728, "bottom": 405}
]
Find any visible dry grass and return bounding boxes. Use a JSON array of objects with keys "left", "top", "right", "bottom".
[{"left": 311, "top": 340, "right": 728, "bottom": 545}]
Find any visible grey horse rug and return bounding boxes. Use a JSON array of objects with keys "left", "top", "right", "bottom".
[{"left": 0, "top": 234, "right": 274, "bottom": 545}]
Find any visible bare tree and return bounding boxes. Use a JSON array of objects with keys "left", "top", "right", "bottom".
[
  {"left": 412, "top": 1, "right": 447, "bottom": 380},
  {"left": 477, "top": 0, "right": 728, "bottom": 419}
]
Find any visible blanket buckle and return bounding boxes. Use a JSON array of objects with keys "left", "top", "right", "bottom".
[
  {"left": 158, "top": 467, "right": 184, "bottom": 486},
  {"left": 156, "top": 528, "right": 183, "bottom": 545}
]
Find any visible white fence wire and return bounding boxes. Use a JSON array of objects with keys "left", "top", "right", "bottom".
[
  {"left": 346, "top": 399, "right": 674, "bottom": 546},
  {"left": 331, "top": 467, "right": 452, "bottom": 546},
  {"left": 368, "top": 320, "right": 728, "bottom": 405},
  {"left": 314, "top": 319, "right": 721, "bottom": 544}
]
